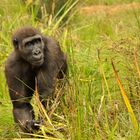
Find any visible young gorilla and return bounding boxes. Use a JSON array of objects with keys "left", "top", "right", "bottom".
[{"left": 5, "top": 27, "right": 67, "bottom": 132}]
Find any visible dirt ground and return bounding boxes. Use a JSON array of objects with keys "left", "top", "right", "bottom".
[{"left": 80, "top": 2, "right": 140, "bottom": 15}]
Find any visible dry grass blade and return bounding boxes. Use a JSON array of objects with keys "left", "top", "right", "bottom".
[
  {"left": 48, "top": 84, "right": 64, "bottom": 117},
  {"left": 134, "top": 49, "right": 140, "bottom": 77},
  {"left": 34, "top": 78, "right": 54, "bottom": 128},
  {"left": 111, "top": 61, "right": 138, "bottom": 130},
  {"left": 34, "top": 79, "right": 68, "bottom": 139}
]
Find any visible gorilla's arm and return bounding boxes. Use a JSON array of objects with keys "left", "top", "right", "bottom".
[{"left": 5, "top": 54, "right": 38, "bottom": 132}]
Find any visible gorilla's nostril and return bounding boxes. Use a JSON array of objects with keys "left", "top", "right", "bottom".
[{"left": 33, "top": 49, "right": 41, "bottom": 55}]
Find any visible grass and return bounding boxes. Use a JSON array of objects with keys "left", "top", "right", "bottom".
[
  {"left": 84, "top": 0, "right": 140, "bottom": 5},
  {"left": 0, "top": 0, "right": 140, "bottom": 139}
]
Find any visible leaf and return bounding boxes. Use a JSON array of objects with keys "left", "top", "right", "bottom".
[{"left": 112, "top": 61, "right": 138, "bottom": 130}]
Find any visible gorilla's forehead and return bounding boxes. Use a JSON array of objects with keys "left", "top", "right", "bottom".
[
  {"left": 23, "top": 34, "right": 42, "bottom": 44},
  {"left": 12, "top": 27, "right": 40, "bottom": 41}
]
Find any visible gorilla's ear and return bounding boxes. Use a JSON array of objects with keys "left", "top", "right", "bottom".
[{"left": 12, "top": 38, "right": 19, "bottom": 49}]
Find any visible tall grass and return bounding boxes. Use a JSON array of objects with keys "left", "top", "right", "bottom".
[{"left": 1, "top": 0, "right": 140, "bottom": 139}]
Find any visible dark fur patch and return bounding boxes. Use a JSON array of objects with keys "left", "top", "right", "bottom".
[{"left": 12, "top": 27, "right": 41, "bottom": 44}]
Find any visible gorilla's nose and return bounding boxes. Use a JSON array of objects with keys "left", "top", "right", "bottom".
[
  {"left": 32, "top": 48, "right": 43, "bottom": 60},
  {"left": 33, "top": 48, "right": 41, "bottom": 56}
]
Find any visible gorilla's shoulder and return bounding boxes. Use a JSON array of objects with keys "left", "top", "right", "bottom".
[
  {"left": 44, "top": 36, "right": 60, "bottom": 50},
  {"left": 5, "top": 52, "right": 21, "bottom": 68}
]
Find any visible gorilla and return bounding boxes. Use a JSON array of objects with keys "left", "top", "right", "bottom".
[{"left": 5, "top": 27, "right": 67, "bottom": 132}]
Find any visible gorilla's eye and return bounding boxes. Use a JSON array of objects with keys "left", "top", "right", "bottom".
[
  {"left": 25, "top": 42, "right": 33, "bottom": 47},
  {"left": 13, "top": 38, "right": 18, "bottom": 48},
  {"left": 36, "top": 38, "right": 41, "bottom": 43}
]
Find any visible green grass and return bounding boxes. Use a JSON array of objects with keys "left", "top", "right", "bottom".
[{"left": 0, "top": 0, "right": 140, "bottom": 139}]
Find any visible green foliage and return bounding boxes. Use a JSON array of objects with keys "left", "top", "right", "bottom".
[{"left": 1, "top": 0, "right": 140, "bottom": 139}]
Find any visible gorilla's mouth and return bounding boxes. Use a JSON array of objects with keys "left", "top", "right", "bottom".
[{"left": 31, "top": 58, "right": 44, "bottom": 66}]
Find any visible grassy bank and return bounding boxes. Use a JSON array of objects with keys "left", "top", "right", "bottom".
[{"left": 0, "top": 0, "right": 140, "bottom": 139}]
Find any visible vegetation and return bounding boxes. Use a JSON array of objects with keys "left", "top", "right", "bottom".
[
  {"left": 0, "top": 0, "right": 140, "bottom": 139},
  {"left": 84, "top": 0, "right": 140, "bottom": 5}
]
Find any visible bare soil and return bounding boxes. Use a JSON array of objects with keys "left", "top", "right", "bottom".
[{"left": 80, "top": 2, "right": 140, "bottom": 15}]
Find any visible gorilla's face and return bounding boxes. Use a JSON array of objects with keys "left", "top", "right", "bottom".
[{"left": 13, "top": 34, "right": 45, "bottom": 67}]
